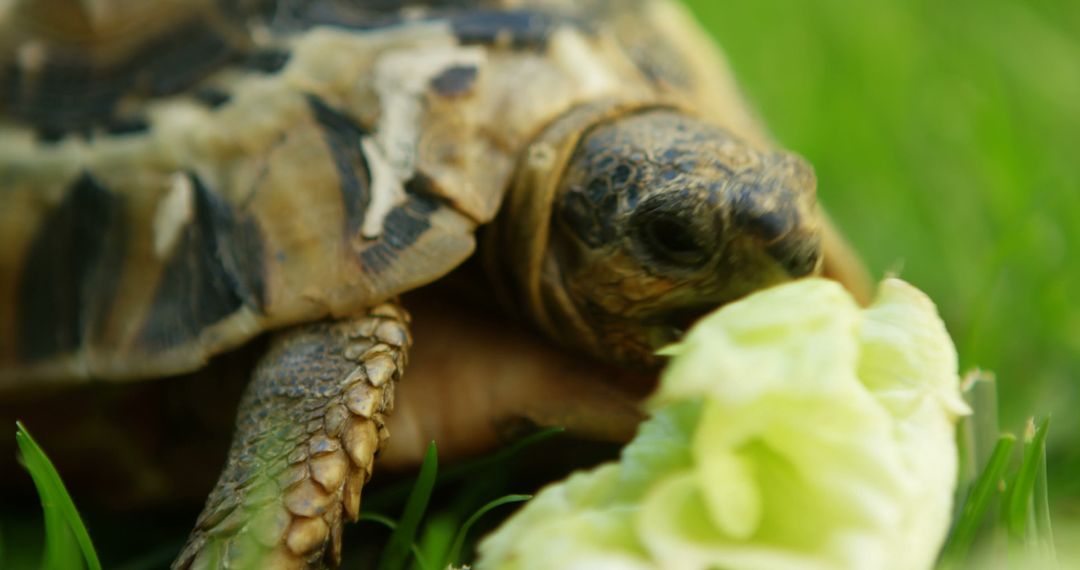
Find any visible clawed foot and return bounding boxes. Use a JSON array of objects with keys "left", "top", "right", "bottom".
[{"left": 174, "top": 305, "right": 409, "bottom": 569}]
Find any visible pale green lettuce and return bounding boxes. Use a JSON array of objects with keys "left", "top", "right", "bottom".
[{"left": 476, "top": 278, "right": 970, "bottom": 570}]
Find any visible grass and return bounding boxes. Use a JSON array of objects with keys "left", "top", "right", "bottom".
[
  {"left": 12, "top": 377, "right": 1061, "bottom": 568},
  {"left": 377, "top": 442, "right": 438, "bottom": 570},
  {"left": 940, "top": 432, "right": 1017, "bottom": 568},
  {"left": 939, "top": 371, "right": 1056, "bottom": 568},
  {"left": 12, "top": 430, "right": 535, "bottom": 569},
  {"left": 12, "top": 422, "right": 101, "bottom": 570}
]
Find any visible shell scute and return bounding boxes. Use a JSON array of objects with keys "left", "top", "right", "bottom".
[{"left": 1, "top": 0, "right": 738, "bottom": 384}]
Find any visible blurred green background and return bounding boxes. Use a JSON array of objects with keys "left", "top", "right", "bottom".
[{"left": 684, "top": 0, "right": 1080, "bottom": 506}]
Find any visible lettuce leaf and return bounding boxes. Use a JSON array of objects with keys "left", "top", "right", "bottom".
[{"left": 477, "top": 278, "right": 969, "bottom": 570}]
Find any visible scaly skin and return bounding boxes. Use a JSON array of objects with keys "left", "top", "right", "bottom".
[{"left": 174, "top": 303, "right": 410, "bottom": 569}]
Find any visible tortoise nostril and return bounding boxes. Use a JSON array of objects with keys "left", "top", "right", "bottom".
[
  {"left": 732, "top": 200, "right": 796, "bottom": 245},
  {"left": 767, "top": 236, "right": 821, "bottom": 277},
  {"left": 744, "top": 210, "right": 791, "bottom": 243}
]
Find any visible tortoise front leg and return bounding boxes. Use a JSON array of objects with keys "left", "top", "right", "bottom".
[{"left": 174, "top": 303, "right": 410, "bottom": 569}]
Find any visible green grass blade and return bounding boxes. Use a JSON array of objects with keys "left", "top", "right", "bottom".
[
  {"left": 412, "top": 512, "right": 456, "bottom": 570},
  {"left": 967, "top": 372, "right": 1001, "bottom": 474},
  {"left": 436, "top": 427, "right": 565, "bottom": 486},
  {"left": 443, "top": 494, "right": 531, "bottom": 568},
  {"left": 15, "top": 421, "right": 101, "bottom": 570},
  {"left": 1033, "top": 419, "right": 1056, "bottom": 563},
  {"left": 366, "top": 427, "right": 563, "bottom": 511},
  {"left": 1005, "top": 417, "right": 1051, "bottom": 541},
  {"left": 954, "top": 372, "right": 985, "bottom": 511},
  {"left": 938, "top": 433, "right": 1017, "bottom": 569},
  {"left": 954, "top": 400, "right": 976, "bottom": 502},
  {"left": 1006, "top": 418, "right": 1049, "bottom": 539},
  {"left": 378, "top": 441, "right": 438, "bottom": 570},
  {"left": 360, "top": 512, "right": 403, "bottom": 531},
  {"left": 953, "top": 371, "right": 1002, "bottom": 529},
  {"left": 359, "top": 514, "right": 428, "bottom": 570},
  {"left": 17, "top": 434, "right": 79, "bottom": 570}
]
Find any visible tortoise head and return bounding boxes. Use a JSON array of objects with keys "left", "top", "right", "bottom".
[{"left": 487, "top": 103, "right": 823, "bottom": 367}]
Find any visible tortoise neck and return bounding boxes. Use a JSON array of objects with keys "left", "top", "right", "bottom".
[{"left": 480, "top": 98, "right": 673, "bottom": 361}]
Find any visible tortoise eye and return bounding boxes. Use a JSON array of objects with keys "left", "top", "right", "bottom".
[{"left": 638, "top": 212, "right": 710, "bottom": 267}]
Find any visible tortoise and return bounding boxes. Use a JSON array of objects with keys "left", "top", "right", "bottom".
[{"left": 0, "top": 0, "right": 870, "bottom": 567}]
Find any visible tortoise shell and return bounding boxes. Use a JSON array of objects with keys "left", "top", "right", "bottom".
[{"left": 0, "top": 0, "right": 769, "bottom": 384}]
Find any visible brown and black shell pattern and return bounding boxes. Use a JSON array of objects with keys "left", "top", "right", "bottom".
[{"left": 0, "top": 0, "right": 766, "bottom": 385}]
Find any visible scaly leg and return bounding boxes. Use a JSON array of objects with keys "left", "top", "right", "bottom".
[{"left": 173, "top": 302, "right": 410, "bottom": 569}]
